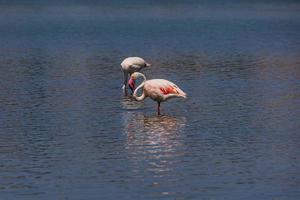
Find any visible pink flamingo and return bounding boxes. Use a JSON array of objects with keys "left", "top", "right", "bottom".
[
  {"left": 121, "top": 57, "right": 151, "bottom": 95},
  {"left": 130, "top": 72, "right": 187, "bottom": 115}
]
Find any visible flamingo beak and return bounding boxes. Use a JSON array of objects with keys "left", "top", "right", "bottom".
[{"left": 128, "top": 78, "right": 135, "bottom": 94}]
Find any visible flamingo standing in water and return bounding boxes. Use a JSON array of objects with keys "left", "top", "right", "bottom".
[
  {"left": 121, "top": 57, "right": 151, "bottom": 95},
  {"left": 130, "top": 72, "right": 187, "bottom": 115}
]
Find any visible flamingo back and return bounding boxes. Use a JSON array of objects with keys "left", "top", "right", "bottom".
[
  {"left": 144, "top": 79, "right": 186, "bottom": 102},
  {"left": 121, "top": 57, "right": 148, "bottom": 72}
]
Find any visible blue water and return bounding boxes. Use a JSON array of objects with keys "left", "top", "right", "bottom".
[{"left": 0, "top": 1, "right": 300, "bottom": 200}]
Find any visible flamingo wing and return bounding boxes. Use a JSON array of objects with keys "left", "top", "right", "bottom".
[
  {"left": 147, "top": 79, "right": 186, "bottom": 98},
  {"left": 130, "top": 64, "right": 143, "bottom": 71},
  {"left": 160, "top": 85, "right": 179, "bottom": 95},
  {"left": 122, "top": 57, "right": 145, "bottom": 68}
]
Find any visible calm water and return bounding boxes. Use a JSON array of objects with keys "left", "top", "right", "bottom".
[{"left": 0, "top": 1, "right": 300, "bottom": 199}]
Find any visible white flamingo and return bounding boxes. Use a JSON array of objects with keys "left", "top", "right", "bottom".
[
  {"left": 121, "top": 57, "right": 151, "bottom": 95},
  {"left": 131, "top": 72, "right": 187, "bottom": 115}
]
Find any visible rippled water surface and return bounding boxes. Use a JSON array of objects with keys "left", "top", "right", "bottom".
[{"left": 0, "top": 1, "right": 300, "bottom": 199}]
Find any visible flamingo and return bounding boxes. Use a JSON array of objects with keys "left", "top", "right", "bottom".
[
  {"left": 121, "top": 57, "right": 151, "bottom": 95},
  {"left": 130, "top": 72, "right": 187, "bottom": 115}
]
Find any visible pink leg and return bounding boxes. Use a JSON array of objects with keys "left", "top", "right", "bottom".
[{"left": 157, "top": 102, "right": 161, "bottom": 115}]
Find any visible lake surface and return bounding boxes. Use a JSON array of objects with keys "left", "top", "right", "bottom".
[{"left": 0, "top": 1, "right": 300, "bottom": 199}]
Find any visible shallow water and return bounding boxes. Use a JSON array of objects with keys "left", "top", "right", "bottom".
[{"left": 0, "top": 1, "right": 300, "bottom": 200}]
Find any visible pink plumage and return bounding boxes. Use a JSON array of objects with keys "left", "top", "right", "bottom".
[
  {"left": 144, "top": 79, "right": 186, "bottom": 101},
  {"left": 131, "top": 72, "right": 186, "bottom": 115}
]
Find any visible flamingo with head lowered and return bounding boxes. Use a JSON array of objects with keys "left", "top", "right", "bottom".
[
  {"left": 130, "top": 72, "right": 187, "bottom": 115},
  {"left": 121, "top": 57, "right": 151, "bottom": 95}
]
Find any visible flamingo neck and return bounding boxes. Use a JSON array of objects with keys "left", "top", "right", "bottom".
[{"left": 133, "top": 74, "right": 146, "bottom": 101}]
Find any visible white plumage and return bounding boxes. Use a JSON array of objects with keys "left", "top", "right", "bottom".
[{"left": 121, "top": 57, "right": 151, "bottom": 95}]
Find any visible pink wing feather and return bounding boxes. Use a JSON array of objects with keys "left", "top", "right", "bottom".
[
  {"left": 154, "top": 79, "right": 186, "bottom": 97},
  {"left": 160, "top": 86, "right": 178, "bottom": 95}
]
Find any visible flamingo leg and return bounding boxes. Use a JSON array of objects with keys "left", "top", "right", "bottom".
[
  {"left": 157, "top": 102, "right": 161, "bottom": 115},
  {"left": 123, "top": 71, "right": 128, "bottom": 96}
]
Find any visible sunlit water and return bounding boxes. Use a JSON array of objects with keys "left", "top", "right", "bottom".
[{"left": 0, "top": 1, "right": 300, "bottom": 200}]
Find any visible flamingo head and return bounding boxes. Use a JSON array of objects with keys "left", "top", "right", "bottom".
[
  {"left": 129, "top": 72, "right": 142, "bottom": 94},
  {"left": 130, "top": 72, "right": 138, "bottom": 80}
]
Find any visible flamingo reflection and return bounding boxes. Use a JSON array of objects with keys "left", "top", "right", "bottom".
[
  {"left": 121, "top": 111, "right": 186, "bottom": 177},
  {"left": 120, "top": 96, "right": 144, "bottom": 110}
]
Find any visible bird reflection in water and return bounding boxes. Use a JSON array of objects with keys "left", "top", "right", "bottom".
[
  {"left": 120, "top": 96, "right": 144, "bottom": 110},
  {"left": 121, "top": 111, "right": 186, "bottom": 179}
]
